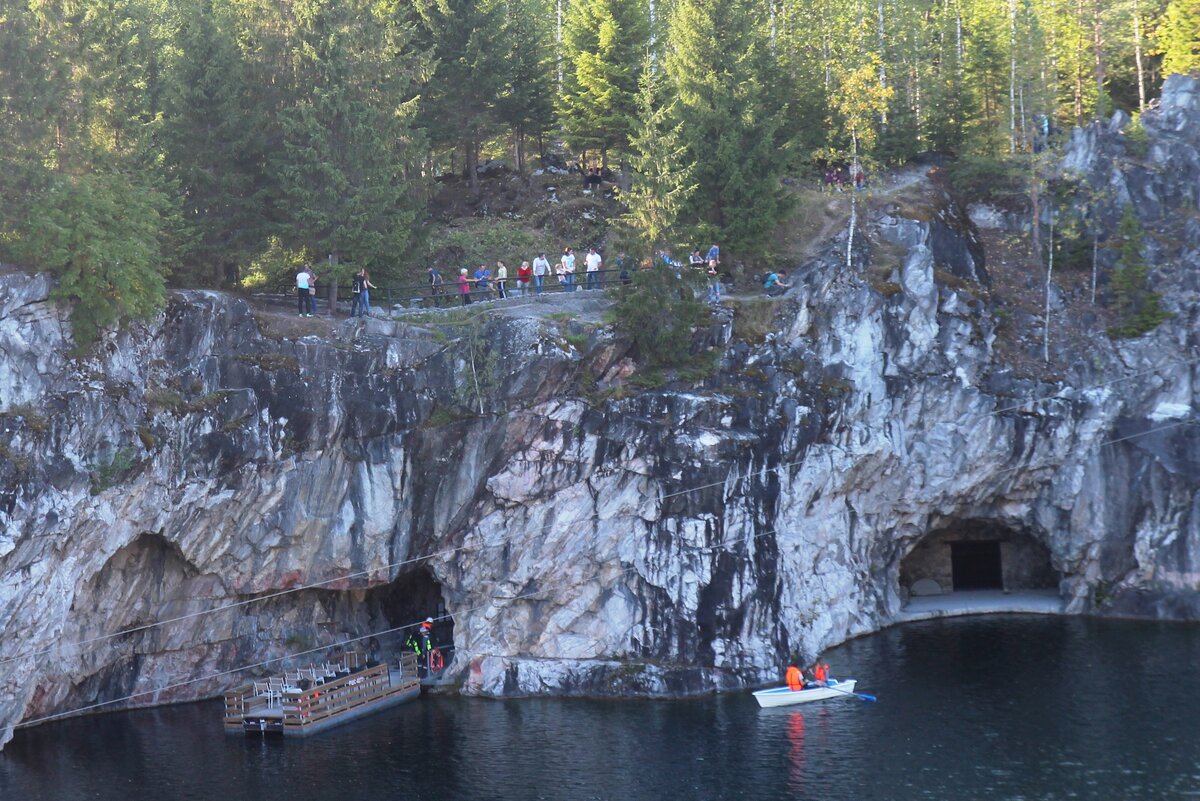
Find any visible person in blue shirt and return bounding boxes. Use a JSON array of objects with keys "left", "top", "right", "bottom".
[
  {"left": 764, "top": 270, "right": 792, "bottom": 296},
  {"left": 473, "top": 264, "right": 491, "bottom": 298},
  {"left": 706, "top": 242, "right": 720, "bottom": 265}
]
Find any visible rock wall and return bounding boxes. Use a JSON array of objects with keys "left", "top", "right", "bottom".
[{"left": 1, "top": 78, "right": 1199, "bottom": 748}]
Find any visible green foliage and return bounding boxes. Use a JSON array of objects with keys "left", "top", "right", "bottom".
[
  {"left": 273, "top": 0, "right": 429, "bottom": 281},
  {"left": 1157, "top": 0, "right": 1200, "bottom": 76},
  {"left": 1124, "top": 114, "right": 1150, "bottom": 159},
  {"left": 412, "top": 0, "right": 507, "bottom": 185},
  {"left": 91, "top": 448, "right": 140, "bottom": 494},
  {"left": 946, "top": 154, "right": 1028, "bottom": 205},
  {"left": 160, "top": 0, "right": 269, "bottom": 287},
  {"left": 423, "top": 219, "right": 559, "bottom": 274},
  {"left": 611, "top": 270, "right": 706, "bottom": 367},
  {"left": 496, "top": 0, "right": 556, "bottom": 170},
  {"left": 1109, "top": 207, "right": 1170, "bottom": 338},
  {"left": 664, "top": 0, "right": 791, "bottom": 260},
  {"left": 12, "top": 171, "right": 168, "bottom": 352},
  {"left": 239, "top": 237, "right": 313, "bottom": 291},
  {"left": 621, "top": 63, "right": 697, "bottom": 255},
  {"left": 559, "top": 0, "right": 649, "bottom": 163}
]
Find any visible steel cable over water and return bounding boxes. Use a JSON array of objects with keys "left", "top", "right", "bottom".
[
  {"left": 4, "top": 357, "right": 1194, "bottom": 667},
  {"left": 10, "top": 416, "right": 1198, "bottom": 730}
]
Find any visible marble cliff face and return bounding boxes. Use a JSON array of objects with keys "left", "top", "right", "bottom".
[{"left": 1, "top": 78, "right": 1198, "bottom": 748}]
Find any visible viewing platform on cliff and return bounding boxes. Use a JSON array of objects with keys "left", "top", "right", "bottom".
[{"left": 223, "top": 651, "right": 421, "bottom": 737}]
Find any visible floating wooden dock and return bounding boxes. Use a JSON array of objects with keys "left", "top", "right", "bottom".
[{"left": 223, "top": 652, "right": 421, "bottom": 736}]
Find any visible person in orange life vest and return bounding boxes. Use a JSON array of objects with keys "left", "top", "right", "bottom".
[
  {"left": 810, "top": 661, "right": 830, "bottom": 686},
  {"left": 786, "top": 664, "right": 804, "bottom": 691}
]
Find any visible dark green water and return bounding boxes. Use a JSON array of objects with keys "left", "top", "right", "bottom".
[{"left": 3, "top": 615, "right": 1199, "bottom": 800}]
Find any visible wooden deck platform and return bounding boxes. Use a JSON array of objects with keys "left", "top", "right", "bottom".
[{"left": 223, "top": 652, "right": 421, "bottom": 737}]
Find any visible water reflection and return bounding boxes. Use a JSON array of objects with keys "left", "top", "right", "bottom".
[{"left": 1, "top": 616, "right": 1197, "bottom": 801}]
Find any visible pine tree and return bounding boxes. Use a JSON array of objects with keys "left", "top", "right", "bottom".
[
  {"left": 664, "top": 0, "right": 790, "bottom": 261},
  {"left": 1157, "top": 0, "right": 1200, "bottom": 75},
  {"left": 558, "top": 0, "right": 650, "bottom": 167},
  {"left": 412, "top": 0, "right": 508, "bottom": 189},
  {"left": 161, "top": 0, "right": 270, "bottom": 287},
  {"left": 272, "top": 0, "right": 428, "bottom": 283},
  {"left": 1109, "top": 206, "right": 1168, "bottom": 337},
  {"left": 15, "top": 171, "right": 168, "bottom": 352},
  {"left": 623, "top": 62, "right": 697, "bottom": 256},
  {"left": 497, "top": 0, "right": 557, "bottom": 171}
]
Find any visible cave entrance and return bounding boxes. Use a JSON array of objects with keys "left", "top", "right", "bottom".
[
  {"left": 950, "top": 541, "right": 1003, "bottom": 590},
  {"left": 900, "top": 520, "right": 1058, "bottom": 598},
  {"left": 361, "top": 567, "right": 453, "bottom": 657}
]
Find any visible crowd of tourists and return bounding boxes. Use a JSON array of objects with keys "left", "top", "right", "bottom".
[{"left": 294, "top": 238, "right": 795, "bottom": 317}]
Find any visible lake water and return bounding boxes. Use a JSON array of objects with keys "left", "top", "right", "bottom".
[{"left": 2, "top": 615, "right": 1198, "bottom": 800}]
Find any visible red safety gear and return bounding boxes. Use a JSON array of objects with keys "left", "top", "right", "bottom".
[
  {"left": 786, "top": 665, "right": 803, "bottom": 691},
  {"left": 813, "top": 663, "right": 828, "bottom": 682}
]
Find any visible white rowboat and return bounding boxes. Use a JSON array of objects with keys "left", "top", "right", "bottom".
[{"left": 752, "top": 679, "right": 858, "bottom": 708}]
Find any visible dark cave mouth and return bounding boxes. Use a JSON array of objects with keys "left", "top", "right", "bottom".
[{"left": 899, "top": 520, "right": 1060, "bottom": 597}]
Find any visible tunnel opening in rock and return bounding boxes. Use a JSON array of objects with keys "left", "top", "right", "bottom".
[
  {"left": 900, "top": 520, "right": 1059, "bottom": 596},
  {"left": 360, "top": 567, "right": 453, "bottom": 655},
  {"left": 290, "top": 567, "right": 454, "bottom": 660}
]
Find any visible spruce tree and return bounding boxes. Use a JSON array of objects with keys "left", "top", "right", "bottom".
[
  {"left": 664, "top": 0, "right": 790, "bottom": 261},
  {"left": 412, "top": 0, "right": 508, "bottom": 189},
  {"left": 272, "top": 0, "right": 428, "bottom": 282},
  {"left": 623, "top": 63, "right": 696, "bottom": 256},
  {"left": 161, "top": 0, "right": 270, "bottom": 287},
  {"left": 1109, "top": 206, "right": 1168, "bottom": 337},
  {"left": 558, "top": 0, "right": 650, "bottom": 167},
  {"left": 497, "top": 0, "right": 557, "bottom": 171},
  {"left": 1157, "top": 0, "right": 1200, "bottom": 76}
]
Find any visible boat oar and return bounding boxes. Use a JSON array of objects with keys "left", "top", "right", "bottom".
[{"left": 827, "top": 683, "right": 876, "bottom": 702}]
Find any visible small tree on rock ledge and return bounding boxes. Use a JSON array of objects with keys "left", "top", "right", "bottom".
[{"left": 1109, "top": 207, "right": 1169, "bottom": 338}]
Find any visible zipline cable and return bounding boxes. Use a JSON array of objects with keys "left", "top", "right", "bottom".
[
  {"left": 10, "top": 418, "right": 1197, "bottom": 730},
  {"left": 3, "top": 359, "right": 1194, "bottom": 667}
]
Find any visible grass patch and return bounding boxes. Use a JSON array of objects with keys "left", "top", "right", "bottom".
[
  {"left": 237, "top": 353, "right": 300, "bottom": 372},
  {"left": 726, "top": 297, "right": 777, "bottom": 345},
  {"left": 871, "top": 280, "right": 903, "bottom": 298},
  {"left": 0, "top": 403, "right": 49, "bottom": 434},
  {"left": 423, "top": 218, "right": 560, "bottom": 272},
  {"left": 933, "top": 269, "right": 970, "bottom": 291},
  {"left": 0, "top": 444, "right": 32, "bottom": 473},
  {"left": 136, "top": 426, "right": 158, "bottom": 451},
  {"left": 90, "top": 448, "right": 140, "bottom": 494}
]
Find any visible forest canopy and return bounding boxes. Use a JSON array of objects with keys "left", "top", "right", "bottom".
[{"left": 0, "top": 0, "right": 1195, "bottom": 343}]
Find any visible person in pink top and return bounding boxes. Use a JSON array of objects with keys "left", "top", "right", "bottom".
[{"left": 457, "top": 268, "right": 473, "bottom": 305}]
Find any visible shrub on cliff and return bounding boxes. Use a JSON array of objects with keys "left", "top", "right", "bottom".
[
  {"left": 1109, "top": 207, "right": 1170, "bottom": 338},
  {"left": 10, "top": 171, "right": 168, "bottom": 353},
  {"left": 610, "top": 269, "right": 706, "bottom": 367}
]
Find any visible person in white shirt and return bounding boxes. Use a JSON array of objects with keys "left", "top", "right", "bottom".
[
  {"left": 532, "top": 253, "right": 550, "bottom": 294},
  {"left": 584, "top": 247, "right": 602, "bottom": 290},
  {"left": 561, "top": 248, "right": 576, "bottom": 292},
  {"left": 495, "top": 260, "right": 508, "bottom": 299},
  {"left": 296, "top": 268, "right": 315, "bottom": 316}
]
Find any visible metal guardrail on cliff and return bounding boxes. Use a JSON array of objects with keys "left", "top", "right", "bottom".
[{"left": 255, "top": 266, "right": 730, "bottom": 316}]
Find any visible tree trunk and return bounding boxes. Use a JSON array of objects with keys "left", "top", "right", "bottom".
[
  {"left": 1044, "top": 208, "right": 1055, "bottom": 363},
  {"left": 878, "top": 0, "right": 888, "bottom": 127},
  {"left": 1133, "top": 0, "right": 1146, "bottom": 112},
  {"left": 327, "top": 251, "right": 339, "bottom": 316},
  {"left": 466, "top": 137, "right": 479, "bottom": 191},
  {"left": 1091, "top": 230, "right": 1099, "bottom": 305},
  {"left": 1009, "top": 0, "right": 1018, "bottom": 153},
  {"left": 1092, "top": 0, "right": 1105, "bottom": 119}
]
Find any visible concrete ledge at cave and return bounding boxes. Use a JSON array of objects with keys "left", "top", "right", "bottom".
[{"left": 892, "top": 589, "right": 1066, "bottom": 624}]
